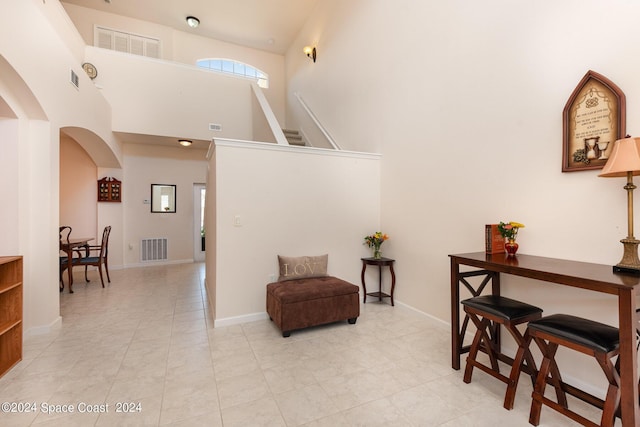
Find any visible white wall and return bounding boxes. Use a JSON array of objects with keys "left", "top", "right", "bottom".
[
  {"left": 122, "top": 143, "right": 207, "bottom": 267},
  {"left": 0, "top": 118, "right": 20, "bottom": 256},
  {"left": 212, "top": 140, "right": 380, "bottom": 324},
  {"left": 59, "top": 135, "right": 97, "bottom": 238},
  {"left": 87, "top": 47, "right": 259, "bottom": 143},
  {"left": 285, "top": 0, "right": 640, "bottom": 392},
  {"left": 286, "top": 0, "right": 640, "bottom": 319},
  {"left": 0, "top": 0, "right": 123, "bottom": 335},
  {"left": 63, "top": 3, "right": 286, "bottom": 130}
]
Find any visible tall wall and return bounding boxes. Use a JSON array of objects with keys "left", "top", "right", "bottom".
[
  {"left": 211, "top": 140, "right": 380, "bottom": 324},
  {"left": 286, "top": 0, "right": 640, "bottom": 393},
  {"left": 62, "top": 3, "right": 287, "bottom": 131},
  {"left": 0, "top": 0, "right": 120, "bottom": 334}
]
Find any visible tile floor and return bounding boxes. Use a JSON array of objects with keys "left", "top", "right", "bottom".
[{"left": 0, "top": 263, "right": 611, "bottom": 426}]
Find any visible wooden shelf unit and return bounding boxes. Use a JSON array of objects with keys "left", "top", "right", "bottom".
[{"left": 0, "top": 256, "right": 22, "bottom": 378}]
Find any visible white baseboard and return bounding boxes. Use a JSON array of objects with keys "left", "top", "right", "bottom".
[
  {"left": 122, "top": 259, "right": 194, "bottom": 269},
  {"left": 25, "top": 315, "right": 61, "bottom": 337},
  {"left": 394, "top": 300, "right": 451, "bottom": 330},
  {"left": 214, "top": 311, "right": 269, "bottom": 328}
]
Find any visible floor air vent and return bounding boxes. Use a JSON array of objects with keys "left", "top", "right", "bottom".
[{"left": 141, "top": 238, "right": 168, "bottom": 262}]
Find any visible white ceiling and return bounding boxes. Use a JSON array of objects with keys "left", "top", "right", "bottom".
[{"left": 61, "top": 0, "right": 319, "bottom": 55}]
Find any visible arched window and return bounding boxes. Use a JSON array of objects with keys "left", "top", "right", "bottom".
[{"left": 196, "top": 59, "right": 269, "bottom": 88}]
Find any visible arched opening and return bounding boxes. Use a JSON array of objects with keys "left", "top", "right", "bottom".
[{"left": 59, "top": 132, "right": 98, "bottom": 241}]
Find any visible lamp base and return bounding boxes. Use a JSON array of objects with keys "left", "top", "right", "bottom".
[
  {"left": 613, "top": 237, "right": 640, "bottom": 275},
  {"left": 613, "top": 265, "right": 640, "bottom": 275}
]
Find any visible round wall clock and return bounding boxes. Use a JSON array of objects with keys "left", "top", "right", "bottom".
[{"left": 82, "top": 62, "right": 98, "bottom": 80}]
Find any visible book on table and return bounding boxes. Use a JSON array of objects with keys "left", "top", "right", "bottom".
[{"left": 485, "top": 224, "right": 505, "bottom": 254}]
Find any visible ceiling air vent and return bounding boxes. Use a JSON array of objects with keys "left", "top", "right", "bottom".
[
  {"left": 209, "top": 123, "right": 222, "bottom": 131},
  {"left": 70, "top": 70, "right": 79, "bottom": 89}
]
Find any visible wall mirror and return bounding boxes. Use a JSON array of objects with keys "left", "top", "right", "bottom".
[{"left": 151, "top": 184, "right": 176, "bottom": 213}]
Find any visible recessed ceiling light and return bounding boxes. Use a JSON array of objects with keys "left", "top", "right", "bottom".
[
  {"left": 179, "top": 139, "right": 192, "bottom": 147},
  {"left": 186, "top": 16, "right": 200, "bottom": 28}
]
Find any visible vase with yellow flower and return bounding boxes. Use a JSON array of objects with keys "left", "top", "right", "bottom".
[
  {"left": 364, "top": 231, "right": 389, "bottom": 259},
  {"left": 498, "top": 221, "right": 525, "bottom": 256}
]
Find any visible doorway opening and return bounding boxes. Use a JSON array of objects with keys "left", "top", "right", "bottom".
[{"left": 193, "top": 184, "right": 206, "bottom": 262}]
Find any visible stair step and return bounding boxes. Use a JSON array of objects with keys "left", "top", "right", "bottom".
[{"left": 282, "top": 129, "right": 305, "bottom": 146}]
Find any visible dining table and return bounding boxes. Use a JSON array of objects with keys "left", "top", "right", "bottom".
[{"left": 60, "top": 237, "right": 93, "bottom": 293}]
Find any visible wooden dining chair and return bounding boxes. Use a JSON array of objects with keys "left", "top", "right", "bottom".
[
  {"left": 76, "top": 225, "right": 111, "bottom": 288},
  {"left": 59, "top": 226, "right": 73, "bottom": 289}
]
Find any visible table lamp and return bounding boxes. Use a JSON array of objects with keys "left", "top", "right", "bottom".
[{"left": 599, "top": 136, "right": 640, "bottom": 274}]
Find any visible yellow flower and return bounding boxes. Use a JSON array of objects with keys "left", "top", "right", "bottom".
[
  {"left": 498, "top": 221, "right": 524, "bottom": 239},
  {"left": 364, "top": 232, "right": 389, "bottom": 247}
]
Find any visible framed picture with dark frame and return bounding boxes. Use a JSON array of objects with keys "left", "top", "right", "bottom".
[{"left": 562, "top": 70, "right": 626, "bottom": 172}]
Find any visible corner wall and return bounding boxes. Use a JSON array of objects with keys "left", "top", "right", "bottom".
[
  {"left": 285, "top": 0, "right": 640, "bottom": 393},
  {"left": 122, "top": 143, "right": 208, "bottom": 267}
]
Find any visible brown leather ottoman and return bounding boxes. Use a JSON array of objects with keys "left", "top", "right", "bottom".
[{"left": 266, "top": 276, "right": 360, "bottom": 337}]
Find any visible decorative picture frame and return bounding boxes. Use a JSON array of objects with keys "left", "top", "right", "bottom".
[{"left": 562, "top": 70, "right": 626, "bottom": 172}]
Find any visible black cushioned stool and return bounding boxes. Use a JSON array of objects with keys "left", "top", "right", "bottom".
[
  {"left": 527, "top": 314, "right": 620, "bottom": 427},
  {"left": 461, "top": 295, "right": 543, "bottom": 410}
]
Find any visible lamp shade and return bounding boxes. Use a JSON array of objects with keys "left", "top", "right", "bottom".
[{"left": 598, "top": 137, "right": 640, "bottom": 177}]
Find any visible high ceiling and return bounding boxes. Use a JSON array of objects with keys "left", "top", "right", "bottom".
[
  {"left": 61, "top": 0, "right": 319, "bottom": 55},
  {"left": 61, "top": 0, "right": 318, "bottom": 150}
]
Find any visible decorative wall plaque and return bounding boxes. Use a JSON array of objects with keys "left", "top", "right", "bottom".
[
  {"left": 562, "top": 70, "right": 626, "bottom": 172},
  {"left": 98, "top": 177, "right": 121, "bottom": 202}
]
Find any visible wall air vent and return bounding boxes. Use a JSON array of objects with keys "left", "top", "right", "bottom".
[
  {"left": 70, "top": 70, "right": 79, "bottom": 89},
  {"left": 94, "top": 26, "right": 161, "bottom": 59},
  {"left": 141, "top": 238, "right": 168, "bottom": 262},
  {"left": 209, "top": 123, "right": 222, "bottom": 131}
]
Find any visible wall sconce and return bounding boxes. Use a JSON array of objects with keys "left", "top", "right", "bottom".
[
  {"left": 186, "top": 16, "right": 200, "bottom": 28},
  {"left": 303, "top": 46, "right": 316, "bottom": 63},
  {"left": 178, "top": 139, "right": 192, "bottom": 147}
]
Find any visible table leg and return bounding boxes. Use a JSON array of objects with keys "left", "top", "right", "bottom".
[
  {"left": 360, "top": 262, "right": 367, "bottom": 304},
  {"left": 492, "top": 272, "right": 501, "bottom": 351},
  {"left": 451, "top": 258, "right": 461, "bottom": 370},
  {"left": 389, "top": 263, "right": 396, "bottom": 306},
  {"left": 66, "top": 247, "right": 74, "bottom": 293},
  {"left": 617, "top": 288, "right": 639, "bottom": 426},
  {"left": 378, "top": 265, "right": 382, "bottom": 302}
]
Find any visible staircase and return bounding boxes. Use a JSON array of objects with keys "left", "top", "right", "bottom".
[{"left": 283, "top": 129, "right": 306, "bottom": 146}]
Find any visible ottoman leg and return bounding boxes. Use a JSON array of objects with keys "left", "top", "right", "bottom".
[
  {"left": 348, "top": 317, "right": 357, "bottom": 324},
  {"left": 282, "top": 331, "right": 291, "bottom": 338}
]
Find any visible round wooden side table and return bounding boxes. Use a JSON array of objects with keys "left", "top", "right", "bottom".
[{"left": 360, "top": 257, "right": 396, "bottom": 306}]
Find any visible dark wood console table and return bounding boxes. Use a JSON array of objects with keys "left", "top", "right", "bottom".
[
  {"left": 361, "top": 257, "right": 396, "bottom": 306},
  {"left": 450, "top": 252, "right": 640, "bottom": 426}
]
